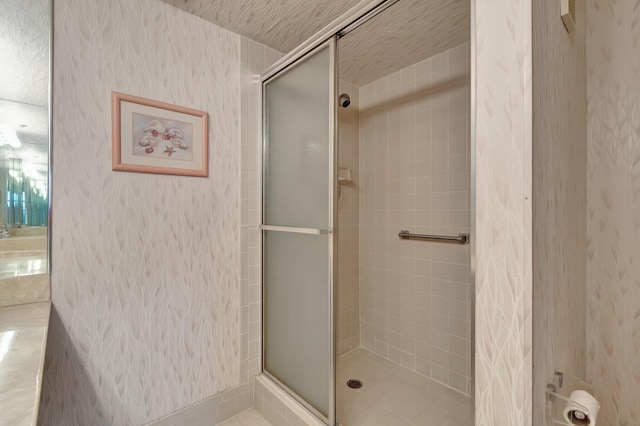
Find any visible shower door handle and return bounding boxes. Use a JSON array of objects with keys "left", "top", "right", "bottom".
[{"left": 259, "top": 225, "right": 331, "bottom": 235}]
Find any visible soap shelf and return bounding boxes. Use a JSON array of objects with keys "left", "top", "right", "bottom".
[
  {"left": 338, "top": 167, "right": 352, "bottom": 184},
  {"left": 546, "top": 371, "right": 595, "bottom": 425},
  {"left": 337, "top": 167, "right": 353, "bottom": 199}
]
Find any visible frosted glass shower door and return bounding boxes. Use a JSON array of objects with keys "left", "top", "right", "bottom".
[{"left": 261, "top": 39, "right": 336, "bottom": 424}]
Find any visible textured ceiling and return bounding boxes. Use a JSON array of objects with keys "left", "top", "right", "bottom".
[
  {"left": 339, "top": 0, "right": 469, "bottom": 86},
  {"left": 165, "top": 0, "right": 469, "bottom": 86},
  {"left": 165, "top": 0, "right": 363, "bottom": 53}
]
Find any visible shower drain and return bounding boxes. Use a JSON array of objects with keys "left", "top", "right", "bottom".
[{"left": 346, "top": 379, "right": 363, "bottom": 389}]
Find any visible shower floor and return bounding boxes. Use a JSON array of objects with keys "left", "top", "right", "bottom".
[{"left": 337, "top": 349, "right": 471, "bottom": 426}]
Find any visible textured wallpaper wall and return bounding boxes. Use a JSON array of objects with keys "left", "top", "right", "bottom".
[
  {"left": 474, "top": 0, "right": 533, "bottom": 424},
  {"left": 586, "top": 0, "right": 640, "bottom": 424},
  {"left": 41, "top": 0, "right": 241, "bottom": 424},
  {"left": 532, "top": 1, "right": 587, "bottom": 425}
]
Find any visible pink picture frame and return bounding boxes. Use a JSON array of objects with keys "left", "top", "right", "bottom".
[{"left": 111, "top": 92, "right": 208, "bottom": 177}]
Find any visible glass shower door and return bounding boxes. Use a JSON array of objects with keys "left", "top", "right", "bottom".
[{"left": 261, "top": 38, "right": 337, "bottom": 424}]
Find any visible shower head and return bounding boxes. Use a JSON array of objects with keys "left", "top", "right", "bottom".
[{"left": 339, "top": 93, "right": 351, "bottom": 108}]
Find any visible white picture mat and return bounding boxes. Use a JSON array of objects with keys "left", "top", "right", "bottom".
[{"left": 120, "top": 101, "right": 204, "bottom": 171}]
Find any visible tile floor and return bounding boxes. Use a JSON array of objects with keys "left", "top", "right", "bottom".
[
  {"left": 337, "top": 349, "right": 471, "bottom": 426},
  {"left": 217, "top": 409, "right": 272, "bottom": 426}
]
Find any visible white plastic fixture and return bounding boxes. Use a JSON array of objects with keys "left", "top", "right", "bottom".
[
  {"left": 561, "top": 0, "right": 577, "bottom": 33},
  {"left": 337, "top": 166, "right": 352, "bottom": 183}
]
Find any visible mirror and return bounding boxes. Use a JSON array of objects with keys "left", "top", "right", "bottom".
[{"left": 0, "top": 0, "right": 50, "bottom": 280}]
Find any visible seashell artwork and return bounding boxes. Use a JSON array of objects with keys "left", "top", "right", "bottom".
[{"left": 112, "top": 91, "right": 208, "bottom": 177}]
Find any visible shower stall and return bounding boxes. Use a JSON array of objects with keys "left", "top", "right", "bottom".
[{"left": 260, "top": 1, "right": 472, "bottom": 425}]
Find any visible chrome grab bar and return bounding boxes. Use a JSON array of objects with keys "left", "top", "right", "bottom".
[
  {"left": 259, "top": 225, "right": 330, "bottom": 235},
  {"left": 398, "top": 230, "right": 469, "bottom": 245}
]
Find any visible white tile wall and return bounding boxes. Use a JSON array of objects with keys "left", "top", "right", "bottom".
[
  {"left": 240, "top": 37, "right": 283, "bottom": 383},
  {"left": 217, "top": 408, "right": 271, "bottom": 426},
  {"left": 337, "top": 80, "right": 360, "bottom": 356},
  {"left": 254, "top": 376, "right": 325, "bottom": 426},
  {"left": 357, "top": 42, "right": 472, "bottom": 395}
]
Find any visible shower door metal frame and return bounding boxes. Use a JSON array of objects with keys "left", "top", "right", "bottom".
[
  {"left": 260, "top": 6, "right": 404, "bottom": 424},
  {"left": 261, "top": 0, "right": 400, "bottom": 82},
  {"left": 260, "top": 37, "right": 338, "bottom": 426},
  {"left": 260, "top": 0, "right": 477, "bottom": 425},
  {"left": 469, "top": 0, "right": 477, "bottom": 422}
]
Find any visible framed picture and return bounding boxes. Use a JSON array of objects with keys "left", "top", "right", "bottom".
[{"left": 111, "top": 92, "right": 208, "bottom": 177}]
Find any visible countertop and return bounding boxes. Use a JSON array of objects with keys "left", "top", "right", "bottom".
[{"left": 0, "top": 301, "right": 51, "bottom": 426}]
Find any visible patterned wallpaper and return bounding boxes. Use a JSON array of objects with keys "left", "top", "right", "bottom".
[
  {"left": 586, "top": 0, "right": 640, "bottom": 424},
  {"left": 532, "top": 1, "right": 587, "bottom": 425},
  {"left": 474, "top": 0, "right": 533, "bottom": 424},
  {"left": 41, "top": 0, "right": 241, "bottom": 424}
]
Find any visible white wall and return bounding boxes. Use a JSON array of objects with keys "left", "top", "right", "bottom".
[
  {"left": 473, "top": 0, "right": 533, "bottom": 424},
  {"left": 532, "top": 1, "right": 587, "bottom": 424},
  {"left": 42, "top": 0, "right": 241, "bottom": 424},
  {"left": 587, "top": 0, "right": 640, "bottom": 424},
  {"left": 358, "top": 42, "right": 472, "bottom": 395}
]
